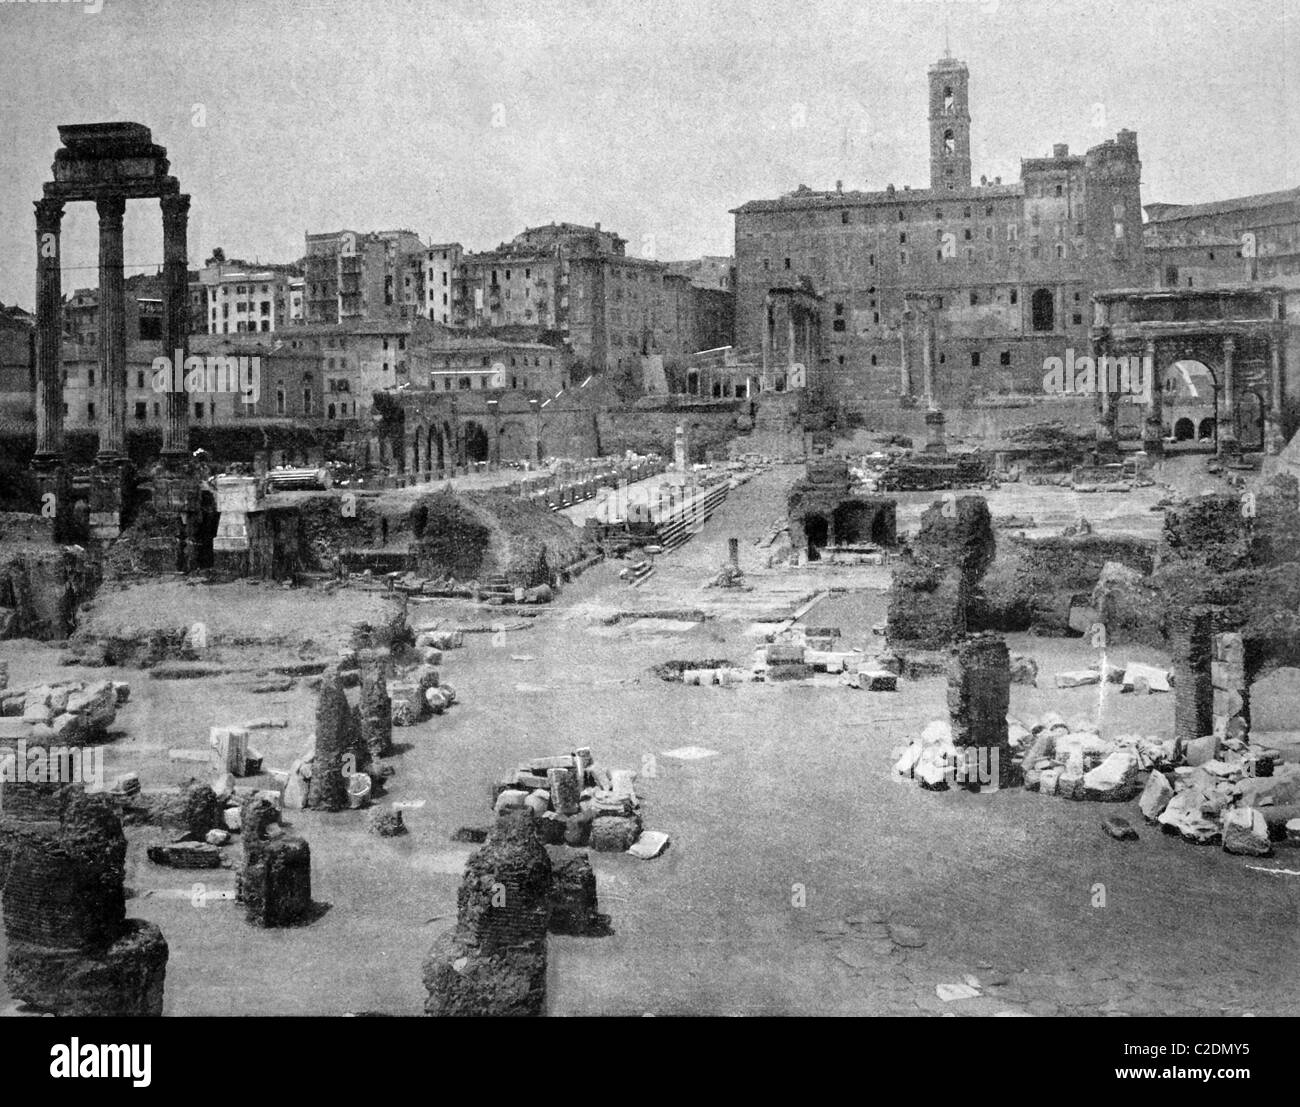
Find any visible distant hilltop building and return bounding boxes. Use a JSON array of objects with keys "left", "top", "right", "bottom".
[
  {"left": 1144, "top": 186, "right": 1300, "bottom": 289},
  {"left": 731, "top": 53, "right": 1147, "bottom": 419}
]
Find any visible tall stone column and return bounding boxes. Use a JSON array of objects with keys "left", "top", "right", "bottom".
[
  {"left": 1142, "top": 338, "right": 1163, "bottom": 458},
  {"left": 95, "top": 196, "right": 127, "bottom": 462},
  {"left": 33, "top": 199, "right": 65, "bottom": 464},
  {"left": 160, "top": 193, "right": 191, "bottom": 463},
  {"left": 898, "top": 323, "right": 912, "bottom": 400},
  {"left": 1219, "top": 335, "right": 1237, "bottom": 455},
  {"left": 919, "top": 303, "right": 938, "bottom": 411},
  {"left": 1268, "top": 335, "right": 1285, "bottom": 454},
  {"left": 32, "top": 199, "right": 73, "bottom": 540},
  {"left": 1093, "top": 336, "right": 1116, "bottom": 453},
  {"left": 760, "top": 296, "right": 772, "bottom": 391}
]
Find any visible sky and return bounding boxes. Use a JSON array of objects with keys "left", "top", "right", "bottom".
[{"left": 0, "top": 0, "right": 1295, "bottom": 308}]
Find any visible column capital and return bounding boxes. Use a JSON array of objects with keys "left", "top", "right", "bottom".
[
  {"left": 96, "top": 195, "right": 127, "bottom": 224},
  {"left": 1223, "top": 334, "right": 1237, "bottom": 354},
  {"left": 34, "top": 197, "right": 65, "bottom": 234},
  {"left": 161, "top": 192, "right": 191, "bottom": 223}
]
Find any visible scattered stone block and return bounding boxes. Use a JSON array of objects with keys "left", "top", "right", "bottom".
[
  {"left": 1138, "top": 772, "right": 1174, "bottom": 821},
  {"left": 1183, "top": 734, "right": 1218, "bottom": 768},
  {"left": 1102, "top": 816, "right": 1138, "bottom": 841},
  {"left": 494, "top": 789, "right": 529, "bottom": 814},
  {"left": 1122, "top": 662, "right": 1172, "bottom": 693},
  {"left": 547, "top": 766, "right": 581, "bottom": 815},
  {"left": 589, "top": 815, "right": 640, "bottom": 852},
  {"left": 146, "top": 841, "right": 221, "bottom": 868},
  {"left": 1158, "top": 789, "right": 1220, "bottom": 844},
  {"left": 205, "top": 829, "right": 231, "bottom": 846},
  {"left": 627, "top": 830, "right": 670, "bottom": 859},
  {"left": 856, "top": 668, "right": 897, "bottom": 691},
  {"left": 1054, "top": 669, "right": 1100, "bottom": 689},
  {"left": 388, "top": 682, "right": 424, "bottom": 727},
  {"left": 369, "top": 807, "right": 407, "bottom": 837},
  {"left": 1082, "top": 747, "right": 1141, "bottom": 801},
  {"left": 1222, "top": 807, "right": 1272, "bottom": 857}
]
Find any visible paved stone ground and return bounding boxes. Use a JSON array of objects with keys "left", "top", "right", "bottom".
[{"left": 1, "top": 462, "right": 1297, "bottom": 1016}]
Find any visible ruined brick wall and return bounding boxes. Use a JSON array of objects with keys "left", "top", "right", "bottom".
[{"left": 888, "top": 496, "right": 992, "bottom": 649}]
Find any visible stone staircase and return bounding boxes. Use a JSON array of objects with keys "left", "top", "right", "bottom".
[{"left": 730, "top": 391, "right": 808, "bottom": 460}]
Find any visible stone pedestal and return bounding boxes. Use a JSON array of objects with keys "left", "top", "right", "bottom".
[
  {"left": 923, "top": 409, "right": 947, "bottom": 457},
  {"left": 31, "top": 460, "right": 76, "bottom": 543},
  {"left": 88, "top": 459, "right": 132, "bottom": 542}
]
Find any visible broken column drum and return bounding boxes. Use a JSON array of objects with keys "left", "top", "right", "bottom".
[
  {"left": 359, "top": 668, "right": 393, "bottom": 759},
  {"left": 237, "top": 796, "right": 312, "bottom": 927},
  {"left": 308, "top": 668, "right": 351, "bottom": 811},
  {"left": 1, "top": 785, "right": 168, "bottom": 1015},
  {"left": 946, "top": 633, "right": 1011, "bottom": 787},
  {"left": 1170, "top": 605, "right": 1215, "bottom": 747}
]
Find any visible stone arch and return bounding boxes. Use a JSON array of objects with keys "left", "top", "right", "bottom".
[
  {"left": 1198, "top": 416, "right": 1217, "bottom": 440},
  {"left": 463, "top": 420, "right": 490, "bottom": 463},
  {"left": 1173, "top": 417, "right": 1195, "bottom": 441}
]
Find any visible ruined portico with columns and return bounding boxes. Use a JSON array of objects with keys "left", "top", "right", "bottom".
[{"left": 32, "top": 122, "right": 194, "bottom": 547}]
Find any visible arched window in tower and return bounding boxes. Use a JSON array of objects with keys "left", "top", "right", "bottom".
[
  {"left": 943, "top": 86, "right": 954, "bottom": 111},
  {"left": 943, "top": 129, "right": 955, "bottom": 155}
]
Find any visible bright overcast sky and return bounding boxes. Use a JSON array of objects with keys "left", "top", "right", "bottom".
[{"left": 0, "top": 0, "right": 1295, "bottom": 306}]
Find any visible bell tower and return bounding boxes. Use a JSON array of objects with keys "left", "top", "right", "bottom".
[{"left": 929, "top": 54, "right": 971, "bottom": 190}]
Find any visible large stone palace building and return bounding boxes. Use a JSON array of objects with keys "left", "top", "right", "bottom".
[{"left": 732, "top": 53, "right": 1149, "bottom": 419}]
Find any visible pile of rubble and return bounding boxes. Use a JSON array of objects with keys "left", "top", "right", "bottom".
[
  {"left": 424, "top": 807, "right": 612, "bottom": 1017},
  {"left": 1015, "top": 714, "right": 1169, "bottom": 800},
  {"left": 1136, "top": 737, "right": 1299, "bottom": 855},
  {"left": 0, "top": 678, "right": 128, "bottom": 745},
  {"left": 1053, "top": 660, "right": 1172, "bottom": 692},
  {"left": 490, "top": 747, "right": 669, "bottom": 859}
]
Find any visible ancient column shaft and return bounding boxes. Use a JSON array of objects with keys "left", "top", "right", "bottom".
[
  {"left": 33, "top": 199, "right": 65, "bottom": 462},
  {"left": 161, "top": 193, "right": 191, "bottom": 461},
  {"left": 921, "top": 309, "right": 937, "bottom": 411},
  {"left": 96, "top": 196, "right": 127, "bottom": 462},
  {"left": 1142, "top": 339, "right": 1163, "bottom": 457},
  {"left": 1270, "top": 335, "right": 1283, "bottom": 416},
  {"left": 1220, "top": 336, "right": 1237, "bottom": 449}
]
